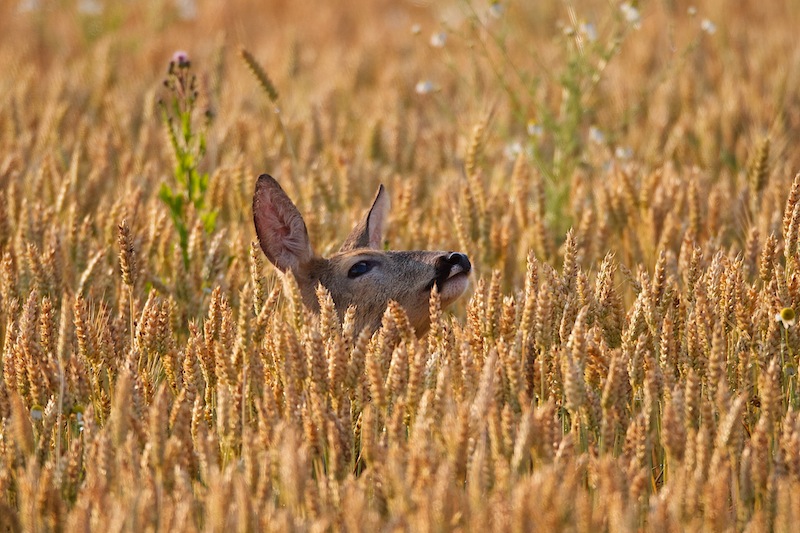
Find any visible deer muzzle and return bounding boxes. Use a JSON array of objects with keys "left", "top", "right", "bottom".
[{"left": 431, "top": 252, "right": 472, "bottom": 303}]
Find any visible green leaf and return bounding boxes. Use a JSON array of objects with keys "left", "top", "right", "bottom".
[{"left": 201, "top": 209, "right": 218, "bottom": 233}]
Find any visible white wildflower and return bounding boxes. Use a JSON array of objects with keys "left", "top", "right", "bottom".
[
  {"left": 776, "top": 307, "right": 796, "bottom": 329},
  {"left": 415, "top": 80, "right": 435, "bottom": 95},
  {"left": 615, "top": 146, "right": 633, "bottom": 159},
  {"left": 700, "top": 18, "right": 716, "bottom": 35},
  {"left": 527, "top": 120, "right": 543, "bottom": 137},
  {"left": 580, "top": 22, "right": 597, "bottom": 42},
  {"left": 504, "top": 141, "right": 524, "bottom": 160},
  {"left": 620, "top": 2, "right": 641, "bottom": 29},
  {"left": 489, "top": 1, "right": 504, "bottom": 19},
  {"left": 430, "top": 32, "right": 447, "bottom": 48},
  {"left": 589, "top": 126, "right": 605, "bottom": 144}
]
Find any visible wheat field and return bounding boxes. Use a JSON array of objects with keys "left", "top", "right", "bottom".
[{"left": 2, "top": 0, "right": 800, "bottom": 531}]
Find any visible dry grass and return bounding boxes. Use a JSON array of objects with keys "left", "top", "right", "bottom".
[{"left": 2, "top": 0, "right": 800, "bottom": 530}]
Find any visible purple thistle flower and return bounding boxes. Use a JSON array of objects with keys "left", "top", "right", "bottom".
[{"left": 172, "top": 50, "right": 190, "bottom": 68}]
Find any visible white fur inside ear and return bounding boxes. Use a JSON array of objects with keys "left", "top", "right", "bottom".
[{"left": 273, "top": 210, "right": 312, "bottom": 270}]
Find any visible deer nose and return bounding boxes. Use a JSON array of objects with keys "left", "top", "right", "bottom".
[{"left": 444, "top": 252, "right": 471, "bottom": 272}]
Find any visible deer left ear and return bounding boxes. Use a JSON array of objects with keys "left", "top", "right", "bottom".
[
  {"left": 339, "top": 184, "right": 390, "bottom": 251},
  {"left": 253, "top": 174, "right": 314, "bottom": 273}
]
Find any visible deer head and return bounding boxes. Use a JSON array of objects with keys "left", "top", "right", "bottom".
[{"left": 253, "top": 174, "right": 471, "bottom": 336}]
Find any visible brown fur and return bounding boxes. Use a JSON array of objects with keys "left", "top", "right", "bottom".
[{"left": 253, "top": 174, "right": 471, "bottom": 335}]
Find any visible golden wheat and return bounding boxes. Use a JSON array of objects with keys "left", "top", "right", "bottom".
[{"left": 2, "top": 1, "right": 800, "bottom": 531}]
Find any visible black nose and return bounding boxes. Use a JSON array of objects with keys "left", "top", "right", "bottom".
[{"left": 444, "top": 252, "right": 471, "bottom": 272}]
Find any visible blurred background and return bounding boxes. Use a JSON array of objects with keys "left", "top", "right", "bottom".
[{"left": 2, "top": 0, "right": 800, "bottom": 278}]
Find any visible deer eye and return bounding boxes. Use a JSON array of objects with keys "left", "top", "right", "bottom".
[{"left": 348, "top": 261, "right": 373, "bottom": 278}]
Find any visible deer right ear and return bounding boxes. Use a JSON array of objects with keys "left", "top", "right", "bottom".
[
  {"left": 253, "top": 174, "right": 313, "bottom": 273},
  {"left": 339, "top": 184, "right": 390, "bottom": 251}
]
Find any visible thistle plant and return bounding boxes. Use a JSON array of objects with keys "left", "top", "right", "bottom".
[{"left": 158, "top": 51, "right": 217, "bottom": 268}]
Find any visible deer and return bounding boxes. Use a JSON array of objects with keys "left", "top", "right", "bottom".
[{"left": 253, "top": 174, "right": 472, "bottom": 336}]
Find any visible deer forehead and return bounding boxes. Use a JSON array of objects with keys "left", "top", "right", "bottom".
[
  {"left": 321, "top": 249, "right": 444, "bottom": 271},
  {"left": 304, "top": 251, "right": 446, "bottom": 297}
]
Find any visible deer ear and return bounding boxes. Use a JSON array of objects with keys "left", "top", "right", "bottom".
[
  {"left": 253, "top": 174, "right": 313, "bottom": 272},
  {"left": 340, "top": 184, "right": 390, "bottom": 251}
]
